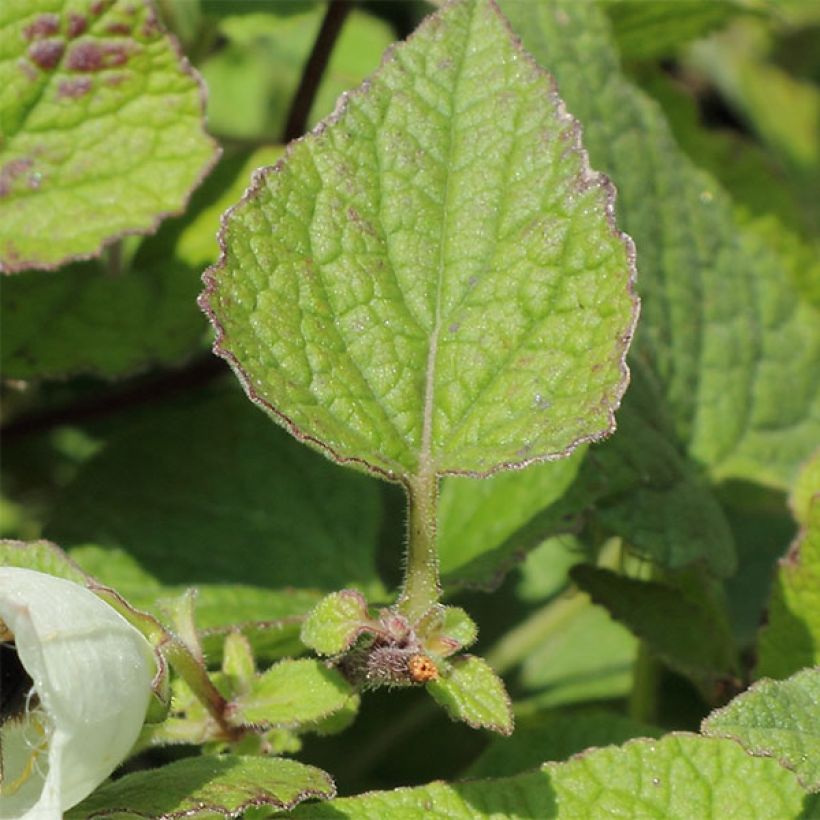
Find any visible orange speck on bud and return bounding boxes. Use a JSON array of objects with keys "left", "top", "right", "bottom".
[{"left": 407, "top": 654, "right": 438, "bottom": 683}]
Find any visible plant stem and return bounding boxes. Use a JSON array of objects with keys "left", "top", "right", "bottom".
[
  {"left": 628, "top": 640, "right": 660, "bottom": 724},
  {"left": 282, "top": 0, "right": 353, "bottom": 143},
  {"left": 397, "top": 468, "right": 441, "bottom": 623}
]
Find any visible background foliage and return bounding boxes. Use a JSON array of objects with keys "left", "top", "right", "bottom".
[{"left": 1, "top": 0, "right": 818, "bottom": 816}]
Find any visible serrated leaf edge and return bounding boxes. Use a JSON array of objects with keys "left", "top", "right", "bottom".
[{"left": 198, "top": 0, "right": 639, "bottom": 485}]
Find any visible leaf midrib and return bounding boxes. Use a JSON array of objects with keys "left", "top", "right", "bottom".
[{"left": 419, "top": 0, "right": 476, "bottom": 477}]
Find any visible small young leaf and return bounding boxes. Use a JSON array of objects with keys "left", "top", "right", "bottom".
[
  {"left": 222, "top": 631, "right": 256, "bottom": 698},
  {"left": 703, "top": 666, "right": 820, "bottom": 791},
  {"left": 301, "top": 589, "right": 370, "bottom": 656},
  {"left": 232, "top": 658, "right": 354, "bottom": 728},
  {"left": 67, "top": 755, "right": 334, "bottom": 819},
  {"left": 0, "top": 0, "right": 217, "bottom": 272},
  {"left": 289, "top": 734, "right": 815, "bottom": 818},
  {"left": 571, "top": 565, "right": 739, "bottom": 691},
  {"left": 427, "top": 654, "right": 513, "bottom": 736},
  {"left": 424, "top": 606, "right": 478, "bottom": 656},
  {"left": 201, "top": 0, "right": 637, "bottom": 480}
]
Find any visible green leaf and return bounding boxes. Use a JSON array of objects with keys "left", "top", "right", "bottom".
[
  {"left": 46, "top": 386, "right": 385, "bottom": 597},
  {"left": 427, "top": 655, "right": 513, "bottom": 736},
  {"left": 0, "top": 0, "right": 217, "bottom": 272},
  {"left": 571, "top": 565, "right": 739, "bottom": 690},
  {"left": 426, "top": 606, "right": 478, "bottom": 656},
  {"left": 201, "top": 6, "right": 394, "bottom": 142},
  {"left": 0, "top": 537, "right": 87, "bottom": 583},
  {"left": 757, "top": 492, "right": 820, "bottom": 679},
  {"left": 499, "top": 0, "right": 820, "bottom": 489},
  {"left": 438, "top": 450, "right": 585, "bottom": 589},
  {"left": 688, "top": 18, "right": 820, "bottom": 172},
  {"left": 468, "top": 709, "right": 662, "bottom": 778},
  {"left": 440, "top": 361, "right": 736, "bottom": 591},
  {"left": 67, "top": 755, "right": 334, "bottom": 819},
  {"left": 301, "top": 589, "right": 370, "bottom": 656},
  {"left": 233, "top": 658, "right": 354, "bottom": 728},
  {"left": 69, "top": 544, "right": 320, "bottom": 662},
  {"left": 607, "top": 0, "right": 756, "bottom": 60},
  {"left": 703, "top": 666, "right": 820, "bottom": 791},
  {"left": 1, "top": 147, "right": 282, "bottom": 380},
  {"left": 514, "top": 596, "right": 637, "bottom": 712},
  {"left": 201, "top": 0, "right": 637, "bottom": 480},
  {"left": 289, "top": 734, "right": 815, "bottom": 818},
  {"left": 792, "top": 450, "right": 820, "bottom": 526}
]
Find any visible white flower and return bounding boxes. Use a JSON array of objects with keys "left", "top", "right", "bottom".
[{"left": 0, "top": 568, "right": 157, "bottom": 819}]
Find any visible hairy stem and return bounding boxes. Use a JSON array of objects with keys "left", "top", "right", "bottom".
[
  {"left": 282, "top": 0, "right": 353, "bottom": 142},
  {"left": 398, "top": 468, "right": 441, "bottom": 623}
]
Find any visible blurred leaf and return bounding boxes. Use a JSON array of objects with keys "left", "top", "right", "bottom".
[
  {"left": 688, "top": 18, "right": 820, "bottom": 172},
  {"left": 571, "top": 565, "right": 739, "bottom": 691},
  {"left": 0, "top": 0, "right": 217, "bottom": 272},
  {"left": 68, "top": 755, "right": 334, "bottom": 819},
  {"left": 792, "top": 449, "right": 820, "bottom": 524},
  {"left": 233, "top": 658, "right": 354, "bottom": 728},
  {"left": 500, "top": 0, "right": 820, "bottom": 490},
  {"left": 607, "top": 0, "right": 756, "bottom": 60},
  {"left": 201, "top": 7, "right": 393, "bottom": 142},
  {"left": 201, "top": 0, "right": 637, "bottom": 479},
  {"left": 514, "top": 596, "right": 637, "bottom": 711},
  {"left": 703, "top": 666, "right": 820, "bottom": 790},
  {"left": 468, "top": 709, "right": 661, "bottom": 778},
  {"left": 290, "top": 734, "right": 815, "bottom": 818},
  {"left": 438, "top": 451, "right": 584, "bottom": 589},
  {"left": 757, "top": 463, "right": 820, "bottom": 679},
  {"left": 46, "top": 386, "right": 386, "bottom": 597}
]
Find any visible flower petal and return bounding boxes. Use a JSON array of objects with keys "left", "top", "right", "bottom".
[{"left": 0, "top": 568, "right": 156, "bottom": 816}]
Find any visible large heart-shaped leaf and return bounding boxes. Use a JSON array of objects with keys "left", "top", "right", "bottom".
[{"left": 201, "top": 0, "right": 637, "bottom": 481}]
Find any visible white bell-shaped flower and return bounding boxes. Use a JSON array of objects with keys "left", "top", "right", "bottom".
[{"left": 0, "top": 567, "right": 157, "bottom": 818}]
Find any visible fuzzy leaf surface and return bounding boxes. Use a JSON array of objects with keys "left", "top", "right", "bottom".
[
  {"left": 703, "top": 666, "right": 820, "bottom": 791},
  {"left": 301, "top": 590, "right": 370, "bottom": 656},
  {"left": 233, "top": 658, "right": 354, "bottom": 728},
  {"left": 0, "top": 0, "right": 217, "bottom": 272},
  {"left": 202, "top": 0, "right": 637, "bottom": 479},
  {"left": 67, "top": 755, "right": 334, "bottom": 818},
  {"left": 289, "top": 734, "right": 815, "bottom": 818},
  {"left": 427, "top": 654, "right": 513, "bottom": 736}
]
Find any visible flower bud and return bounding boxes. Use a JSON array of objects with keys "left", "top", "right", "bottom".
[{"left": 0, "top": 567, "right": 157, "bottom": 818}]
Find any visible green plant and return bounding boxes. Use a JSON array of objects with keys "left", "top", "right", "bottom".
[{"left": 1, "top": 0, "right": 818, "bottom": 817}]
